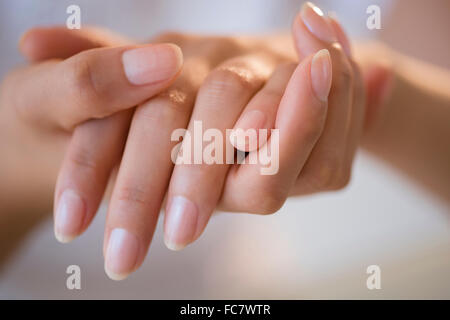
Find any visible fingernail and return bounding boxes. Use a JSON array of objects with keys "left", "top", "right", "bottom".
[
  {"left": 104, "top": 228, "right": 139, "bottom": 281},
  {"left": 122, "top": 43, "right": 183, "bottom": 85},
  {"left": 328, "top": 14, "right": 352, "bottom": 57},
  {"left": 311, "top": 49, "right": 332, "bottom": 102},
  {"left": 301, "top": 2, "right": 337, "bottom": 43},
  {"left": 164, "top": 196, "right": 198, "bottom": 251},
  {"left": 231, "top": 110, "right": 266, "bottom": 151},
  {"left": 54, "top": 189, "right": 85, "bottom": 243}
]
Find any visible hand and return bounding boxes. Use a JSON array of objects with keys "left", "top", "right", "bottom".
[
  {"left": 47, "top": 30, "right": 299, "bottom": 280},
  {"left": 166, "top": 3, "right": 366, "bottom": 254},
  {"left": 1, "top": 28, "right": 182, "bottom": 212},
  {"left": 24, "top": 2, "right": 367, "bottom": 280}
]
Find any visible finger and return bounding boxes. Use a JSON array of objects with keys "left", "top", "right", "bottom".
[
  {"left": 293, "top": 2, "right": 337, "bottom": 60},
  {"left": 328, "top": 16, "right": 366, "bottom": 171},
  {"left": 291, "top": 2, "right": 354, "bottom": 194},
  {"left": 20, "top": 26, "right": 131, "bottom": 61},
  {"left": 220, "top": 50, "right": 331, "bottom": 213},
  {"left": 344, "top": 61, "right": 365, "bottom": 169},
  {"left": 53, "top": 110, "right": 132, "bottom": 242},
  {"left": 164, "top": 55, "right": 272, "bottom": 250},
  {"left": 19, "top": 26, "right": 128, "bottom": 244},
  {"left": 102, "top": 59, "right": 208, "bottom": 280},
  {"left": 31, "top": 26, "right": 132, "bottom": 243},
  {"left": 6, "top": 43, "right": 182, "bottom": 130},
  {"left": 230, "top": 62, "right": 296, "bottom": 152},
  {"left": 53, "top": 44, "right": 183, "bottom": 242}
]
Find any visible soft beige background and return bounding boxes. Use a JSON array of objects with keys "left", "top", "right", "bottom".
[{"left": 0, "top": 0, "right": 448, "bottom": 299}]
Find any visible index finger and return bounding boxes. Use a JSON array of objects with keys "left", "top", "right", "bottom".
[{"left": 5, "top": 43, "right": 182, "bottom": 130}]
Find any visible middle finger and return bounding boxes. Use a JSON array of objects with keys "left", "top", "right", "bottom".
[
  {"left": 164, "top": 54, "right": 276, "bottom": 251},
  {"left": 103, "top": 59, "right": 207, "bottom": 280}
]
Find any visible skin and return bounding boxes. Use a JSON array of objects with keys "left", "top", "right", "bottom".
[
  {"left": 0, "top": 3, "right": 449, "bottom": 278},
  {"left": 54, "top": 4, "right": 363, "bottom": 280}
]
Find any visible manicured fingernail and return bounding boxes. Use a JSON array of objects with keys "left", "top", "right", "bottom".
[
  {"left": 105, "top": 228, "right": 139, "bottom": 281},
  {"left": 328, "top": 14, "right": 352, "bottom": 57},
  {"left": 301, "top": 2, "right": 337, "bottom": 43},
  {"left": 122, "top": 43, "right": 183, "bottom": 85},
  {"left": 311, "top": 49, "right": 332, "bottom": 102},
  {"left": 231, "top": 110, "right": 267, "bottom": 151},
  {"left": 164, "top": 196, "right": 198, "bottom": 251},
  {"left": 54, "top": 189, "right": 85, "bottom": 243}
]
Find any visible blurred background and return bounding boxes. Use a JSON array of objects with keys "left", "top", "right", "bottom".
[{"left": 0, "top": 0, "right": 449, "bottom": 299}]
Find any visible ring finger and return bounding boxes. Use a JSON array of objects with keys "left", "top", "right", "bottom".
[{"left": 164, "top": 54, "right": 276, "bottom": 250}]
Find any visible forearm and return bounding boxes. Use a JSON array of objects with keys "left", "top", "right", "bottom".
[{"left": 361, "top": 47, "right": 450, "bottom": 203}]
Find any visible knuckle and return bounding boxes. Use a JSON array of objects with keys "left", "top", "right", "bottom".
[
  {"left": 251, "top": 184, "right": 287, "bottom": 215},
  {"left": 115, "top": 185, "right": 150, "bottom": 207},
  {"left": 67, "top": 55, "right": 107, "bottom": 116},
  {"left": 202, "top": 67, "right": 256, "bottom": 97},
  {"left": 67, "top": 144, "right": 99, "bottom": 172},
  {"left": 135, "top": 89, "right": 192, "bottom": 123},
  {"left": 154, "top": 88, "right": 193, "bottom": 113}
]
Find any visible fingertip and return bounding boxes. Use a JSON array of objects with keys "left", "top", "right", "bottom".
[
  {"left": 311, "top": 49, "right": 332, "bottom": 102},
  {"left": 230, "top": 109, "right": 267, "bottom": 152},
  {"left": 164, "top": 196, "right": 198, "bottom": 251},
  {"left": 104, "top": 228, "right": 139, "bottom": 281},
  {"left": 54, "top": 230, "right": 76, "bottom": 244},
  {"left": 104, "top": 262, "right": 130, "bottom": 281},
  {"left": 166, "top": 43, "right": 184, "bottom": 67},
  {"left": 122, "top": 43, "right": 184, "bottom": 86},
  {"left": 164, "top": 238, "right": 187, "bottom": 251},
  {"left": 54, "top": 189, "right": 86, "bottom": 244}
]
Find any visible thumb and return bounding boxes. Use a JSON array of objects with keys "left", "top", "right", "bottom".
[
  {"left": 19, "top": 26, "right": 132, "bottom": 62},
  {"left": 6, "top": 43, "right": 183, "bottom": 130}
]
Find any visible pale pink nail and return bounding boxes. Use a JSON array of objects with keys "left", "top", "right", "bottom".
[
  {"left": 54, "top": 189, "right": 85, "bottom": 243},
  {"left": 231, "top": 109, "right": 267, "bottom": 151},
  {"left": 311, "top": 49, "right": 332, "bottom": 102},
  {"left": 164, "top": 196, "right": 198, "bottom": 251},
  {"left": 105, "top": 228, "right": 139, "bottom": 281},
  {"left": 122, "top": 44, "right": 183, "bottom": 85},
  {"left": 301, "top": 2, "right": 337, "bottom": 43}
]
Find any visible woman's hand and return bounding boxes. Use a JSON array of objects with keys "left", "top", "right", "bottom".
[
  {"left": 21, "top": 2, "right": 367, "bottom": 280},
  {"left": 0, "top": 30, "right": 183, "bottom": 214},
  {"left": 50, "top": 30, "right": 299, "bottom": 280},
  {"left": 0, "top": 28, "right": 184, "bottom": 266}
]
